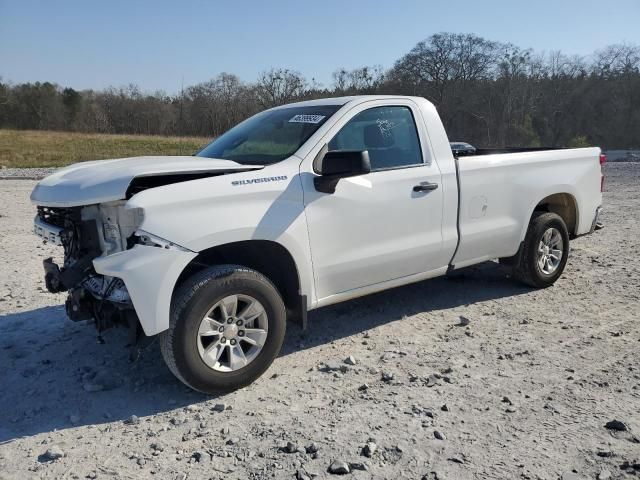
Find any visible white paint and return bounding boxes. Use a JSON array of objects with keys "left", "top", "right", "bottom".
[
  {"left": 30, "top": 156, "right": 262, "bottom": 207},
  {"left": 93, "top": 245, "right": 197, "bottom": 336},
  {"left": 31, "top": 95, "right": 603, "bottom": 335}
]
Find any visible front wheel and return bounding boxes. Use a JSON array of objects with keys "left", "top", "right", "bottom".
[
  {"left": 159, "top": 265, "right": 286, "bottom": 394},
  {"left": 513, "top": 212, "right": 570, "bottom": 288}
]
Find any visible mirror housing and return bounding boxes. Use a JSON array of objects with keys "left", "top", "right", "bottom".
[{"left": 313, "top": 149, "right": 371, "bottom": 194}]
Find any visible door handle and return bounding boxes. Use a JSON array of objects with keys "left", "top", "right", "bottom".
[{"left": 413, "top": 182, "right": 439, "bottom": 192}]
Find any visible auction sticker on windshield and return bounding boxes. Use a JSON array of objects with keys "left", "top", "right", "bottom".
[{"left": 289, "top": 114, "right": 326, "bottom": 124}]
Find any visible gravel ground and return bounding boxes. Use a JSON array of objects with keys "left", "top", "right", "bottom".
[
  {"left": 0, "top": 167, "right": 58, "bottom": 180},
  {"left": 0, "top": 164, "right": 639, "bottom": 480}
]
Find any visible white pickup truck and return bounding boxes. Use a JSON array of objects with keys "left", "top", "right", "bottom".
[{"left": 31, "top": 95, "right": 605, "bottom": 393}]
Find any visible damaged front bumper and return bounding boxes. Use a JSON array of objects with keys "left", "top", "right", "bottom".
[
  {"left": 35, "top": 203, "right": 196, "bottom": 336},
  {"left": 93, "top": 244, "right": 197, "bottom": 336}
]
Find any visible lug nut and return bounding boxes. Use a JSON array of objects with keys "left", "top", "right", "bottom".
[
  {"left": 218, "top": 326, "right": 224, "bottom": 332},
  {"left": 236, "top": 319, "right": 243, "bottom": 326},
  {"left": 238, "top": 330, "right": 245, "bottom": 337},
  {"left": 220, "top": 337, "right": 226, "bottom": 343},
  {"left": 227, "top": 318, "right": 234, "bottom": 324},
  {"left": 230, "top": 339, "right": 237, "bottom": 345}
]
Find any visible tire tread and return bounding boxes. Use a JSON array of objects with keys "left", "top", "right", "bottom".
[
  {"left": 159, "top": 264, "right": 283, "bottom": 393},
  {"left": 514, "top": 211, "right": 568, "bottom": 288}
]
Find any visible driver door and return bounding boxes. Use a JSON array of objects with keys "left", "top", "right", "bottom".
[{"left": 301, "top": 101, "right": 445, "bottom": 301}]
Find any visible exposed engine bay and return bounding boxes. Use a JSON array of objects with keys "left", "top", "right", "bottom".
[
  {"left": 30, "top": 160, "right": 257, "bottom": 342},
  {"left": 36, "top": 203, "right": 145, "bottom": 334}
]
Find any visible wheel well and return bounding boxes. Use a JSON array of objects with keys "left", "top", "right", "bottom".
[
  {"left": 533, "top": 193, "right": 578, "bottom": 235},
  {"left": 178, "top": 240, "right": 301, "bottom": 315}
]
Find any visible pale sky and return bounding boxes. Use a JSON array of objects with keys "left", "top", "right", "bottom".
[{"left": 1, "top": 0, "right": 638, "bottom": 92}]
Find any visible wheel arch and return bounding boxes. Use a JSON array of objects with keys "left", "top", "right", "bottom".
[
  {"left": 522, "top": 192, "right": 579, "bottom": 241},
  {"left": 176, "top": 239, "right": 305, "bottom": 325}
]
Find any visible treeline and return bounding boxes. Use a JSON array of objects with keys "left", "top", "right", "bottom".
[{"left": 1, "top": 32, "right": 639, "bottom": 149}]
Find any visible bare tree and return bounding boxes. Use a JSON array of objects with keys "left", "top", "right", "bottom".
[
  {"left": 593, "top": 43, "right": 640, "bottom": 76},
  {"left": 332, "top": 66, "right": 384, "bottom": 94},
  {"left": 1, "top": 35, "right": 639, "bottom": 150},
  {"left": 255, "top": 68, "right": 307, "bottom": 107}
]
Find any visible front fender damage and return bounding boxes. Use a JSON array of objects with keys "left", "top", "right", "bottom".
[{"left": 93, "top": 244, "right": 197, "bottom": 336}]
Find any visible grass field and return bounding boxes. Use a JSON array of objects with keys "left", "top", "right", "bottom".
[{"left": 0, "top": 130, "right": 212, "bottom": 168}]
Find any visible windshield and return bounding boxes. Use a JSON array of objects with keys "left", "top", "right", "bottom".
[{"left": 197, "top": 104, "right": 342, "bottom": 165}]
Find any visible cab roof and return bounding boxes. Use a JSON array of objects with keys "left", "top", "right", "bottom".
[{"left": 271, "top": 95, "right": 423, "bottom": 109}]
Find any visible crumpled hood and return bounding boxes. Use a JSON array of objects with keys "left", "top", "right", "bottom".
[{"left": 30, "top": 155, "right": 263, "bottom": 207}]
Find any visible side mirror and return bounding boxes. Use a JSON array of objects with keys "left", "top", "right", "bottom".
[{"left": 313, "top": 149, "right": 371, "bottom": 194}]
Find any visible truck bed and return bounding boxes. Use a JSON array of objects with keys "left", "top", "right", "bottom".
[
  {"left": 455, "top": 146, "right": 565, "bottom": 157},
  {"left": 451, "top": 147, "right": 603, "bottom": 269}
]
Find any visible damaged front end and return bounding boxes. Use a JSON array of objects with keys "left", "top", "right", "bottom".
[
  {"left": 31, "top": 155, "right": 254, "bottom": 343},
  {"left": 35, "top": 203, "right": 143, "bottom": 334}
]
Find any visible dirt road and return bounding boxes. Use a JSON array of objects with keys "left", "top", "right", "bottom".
[{"left": 1, "top": 164, "right": 638, "bottom": 480}]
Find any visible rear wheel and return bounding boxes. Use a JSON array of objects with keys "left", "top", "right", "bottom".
[
  {"left": 513, "top": 212, "right": 570, "bottom": 288},
  {"left": 159, "top": 265, "right": 286, "bottom": 394}
]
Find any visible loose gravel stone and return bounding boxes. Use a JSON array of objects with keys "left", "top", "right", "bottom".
[
  {"left": 344, "top": 355, "right": 357, "bottom": 365},
  {"left": 426, "top": 374, "right": 439, "bottom": 387},
  {"left": 328, "top": 460, "right": 350, "bottom": 474},
  {"left": 124, "top": 415, "right": 140, "bottom": 425},
  {"left": 305, "top": 442, "right": 319, "bottom": 454},
  {"left": 281, "top": 441, "right": 298, "bottom": 453},
  {"left": 349, "top": 461, "right": 367, "bottom": 471},
  {"left": 191, "top": 451, "right": 208, "bottom": 463},
  {"left": 381, "top": 371, "right": 394, "bottom": 382},
  {"left": 43, "top": 445, "right": 65, "bottom": 461},
  {"left": 296, "top": 470, "right": 312, "bottom": 480},
  {"left": 605, "top": 420, "right": 628, "bottom": 431},
  {"left": 434, "top": 430, "right": 446, "bottom": 440},
  {"left": 322, "top": 360, "right": 342, "bottom": 372},
  {"left": 362, "top": 441, "right": 377, "bottom": 457},
  {"left": 620, "top": 459, "right": 640, "bottom": 472},
  {"left": 150, "top": 442, "right": 164, "bottom": 452},
  {"left": 597, "top": 469, "right": 612, "bottom": 480}
]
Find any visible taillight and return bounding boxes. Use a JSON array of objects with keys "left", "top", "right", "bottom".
[{"left": 599, "top": 153, "right": 607, "bottom": 166}]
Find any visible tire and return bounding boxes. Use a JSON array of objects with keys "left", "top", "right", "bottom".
[
  {"left": 513, "top": 212, "right": 570, "bottom": 288},
  {"left": 159, "top": 265, "right": 286, "bottom": 394}
]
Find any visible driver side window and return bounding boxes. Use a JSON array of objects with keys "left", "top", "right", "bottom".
[{"left": 328, "top": 106, "right": 423, "bottom": 170}]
